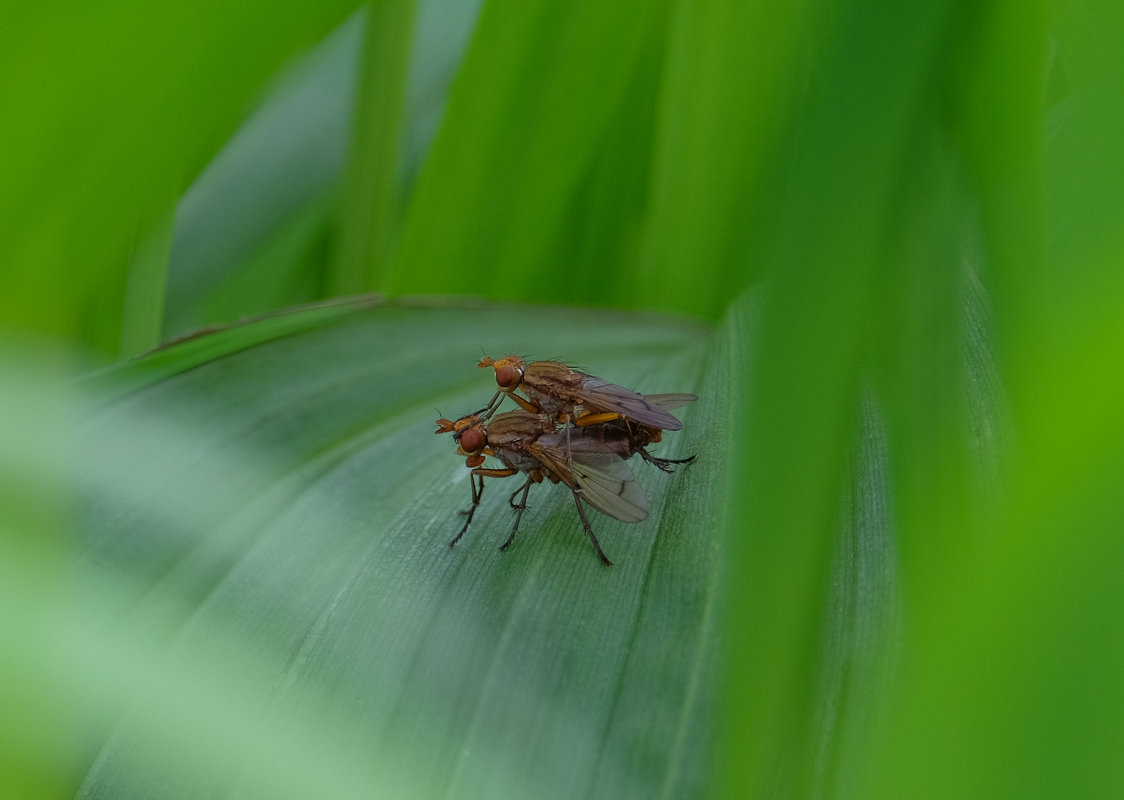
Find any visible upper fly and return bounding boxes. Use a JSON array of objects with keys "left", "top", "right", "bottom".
[{"left": 478, "top": 355, "right": 696, "bottom": 431}]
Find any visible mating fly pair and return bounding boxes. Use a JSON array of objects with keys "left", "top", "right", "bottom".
[{"left": 435, "top": 355, "right": 696, "bottom": 566}]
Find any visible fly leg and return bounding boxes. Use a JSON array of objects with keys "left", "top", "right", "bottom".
[
  {"left": 499, "top": 476, "right": 535, "bottom": 552},
  {"left": 573, "top": 411, "right": 624, "bottom": 427},
  {"left": 449, "top": 467, "right": 518, "bottom": 548},
  {"left": 562, "top": 419, "right": 584, "bottom": 500},
  {"left": 478, "top": 390, "right": 504, "bottom": 419},
  {"left": 639, "top": 448, "right": 696, "bottom": 474},
  {"left": 450, "top": 472, "right": 485, "bottom": 547},
  {"left": 570, "top": 490, "right": 614, "bottom": 567},
  {"left": 565, "top": 422, "right": 575, "bottom": 488},
  {"left": 504, "top": 392, "right": 542, "bottom": 414},
  {"left": 507, "top": 482, "right": 529, "bottom": 509}
]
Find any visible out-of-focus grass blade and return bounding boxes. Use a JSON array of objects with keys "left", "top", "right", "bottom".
[
  {"left": 383, "top": 0, "right": 665, "bottom": 309},
  {"left": 640, "top": 0, "right": 816, "bottom": 319},
  {"left": 863, "top": 4, "right": 1124, "bottom": 799},
  {"left": 718, "top": 0, "right": 974, "bottom": 793},
  {"left": 0, "top": 0, "right": 364, "bottom": 355},
  {"left": 164, "top": 1, "right": 484, "bottom": 339},
  {"left": 72, "top": 301, "right": 721, "bottom": 799},
  {"left": 162, "top": 14, "right": 364, "bottom": 340},
  {"left": 120, "top": 209, "right": 175, "bottom": 358},
  {"left": 332, "top": 0, "right": 417, "bottom": 294}
]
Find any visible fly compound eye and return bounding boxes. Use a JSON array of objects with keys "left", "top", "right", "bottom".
[
  {"left": 459, "top": 427, "right": 486, "bottom": 454},
  {"left": 495, "top": 364, "right": 521, "bottom": 391}
]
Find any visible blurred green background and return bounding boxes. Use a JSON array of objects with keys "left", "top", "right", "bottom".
[{"left": 3, "top": 0, "right": 1123, "bottom": 797}]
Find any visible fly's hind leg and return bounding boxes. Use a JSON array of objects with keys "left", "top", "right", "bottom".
[
  {"left": 640, "top": 448, "right": 697, "bottom": 474},
  {"left": 570, "top": 491, "right": 614, "bottom": 567},
  {"left": 573, "top": 411, "right": 624, "bottom": 427},
  {"left": 508, "top": 482, "right": 529, "bottom": 509},
  {"left": 499, "top": 477, "right": 535, "bottom": 552}
]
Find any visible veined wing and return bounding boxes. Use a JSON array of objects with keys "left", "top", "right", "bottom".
[
  {"left": 577, "top": 376, "right": 689, "bottom": 430},
  {"left": 529, "top": 438, "right": 650, "bottom": 523},
  {"left": 643, "top": 393, "right": 698, "bottom": 412}
]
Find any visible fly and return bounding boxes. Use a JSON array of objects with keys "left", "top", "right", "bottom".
[
  {"left": 570, "top": 393, "right": 698, "bottom": 473},
  {"left": 478, "top": 355, "right": 697, "bottom": 432},
  {"left": 435, "top": 410, "right": 649, "bottom": 566}
]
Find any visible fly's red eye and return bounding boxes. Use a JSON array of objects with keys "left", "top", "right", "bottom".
[
  {"left": 495, "top": 364, "right": 519, "bottom": 390},
  {"left": 459, "top": 427, "right": 485, "bottom": 454}
]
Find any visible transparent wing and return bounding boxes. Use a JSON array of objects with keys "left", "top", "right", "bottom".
[
  {"left": 578, "top": 376, "right": 688, "bottom": 430},
  {"left": 529, "top": 438, "right": 650, "bottom": 523},
  {"left": 643, "top": 393, "right": 698, "bottom": 412}
]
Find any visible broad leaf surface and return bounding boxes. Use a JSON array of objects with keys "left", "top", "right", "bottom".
[{"left": 74, "top": 300, "right": 726, "bottom": 799}]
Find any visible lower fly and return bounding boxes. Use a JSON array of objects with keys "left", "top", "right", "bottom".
[
  {"left": 436, "top": 410, "right": 649, "bottom": 566},
  {"left": 435, "top": 411, "right": 555, "bottom": 554}
]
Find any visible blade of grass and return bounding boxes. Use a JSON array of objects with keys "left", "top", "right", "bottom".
[
  {"left": 384, "top": 0, "right": 665, "bottom": 307},
  {"left": 719, "top": 1, "right": 974, "bottom": 794},
  {"left": 0, "top": 0, "right": 364, "bottom": 356},
  {"left": 120, "top": 207, "right": 176, "bottom": 358},
  {"left": 640, "top": 0, "right": 816, "bottom": 319},
  {"left": 333, "top": 0, "right": 419, "bottom": 294},
  {"left": 163, "top": 15, "right": 363, "bottom": 338}
]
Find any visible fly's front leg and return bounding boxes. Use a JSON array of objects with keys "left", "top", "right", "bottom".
[
  {"left": 479, "top": 390, "right": 503, "bottom": 419},
  {"left": 449, "top": 467, "right": 518, "bottom": 548},
  {"left": 450, "top": 472, "right": 484, "bottom": 548},
  {"left": 499, "top": 476, "right": 535, "bottom": 552}
]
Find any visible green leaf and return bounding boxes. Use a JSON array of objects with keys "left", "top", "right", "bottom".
[
  {"left": 82, "top": 295, "right": 384, "bottom": 402},
  {"left": 162, "top": 15, "right": 365, "bottom": 339},
  {"left": 0, "top": 0, "right": 364, "bottom": 353},
  {"left": 333, "top": 0, "right": 418, "bottom": 293},
  {"left": 162, "top": 2, "right": 484, "bottom": 338},
  {"left": 384, "top": 0, "right": 668, "bottom": 310},
  {"left": 73, "top": 301, "right": 721, "bottom": 799}
]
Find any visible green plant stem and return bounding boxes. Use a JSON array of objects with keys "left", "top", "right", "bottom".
[
  {"left": 332, "top": 0, "right": 417, "bottom": 295},
  {"left": 120, "top": 206, "right": 175, "bottom": 358}
]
